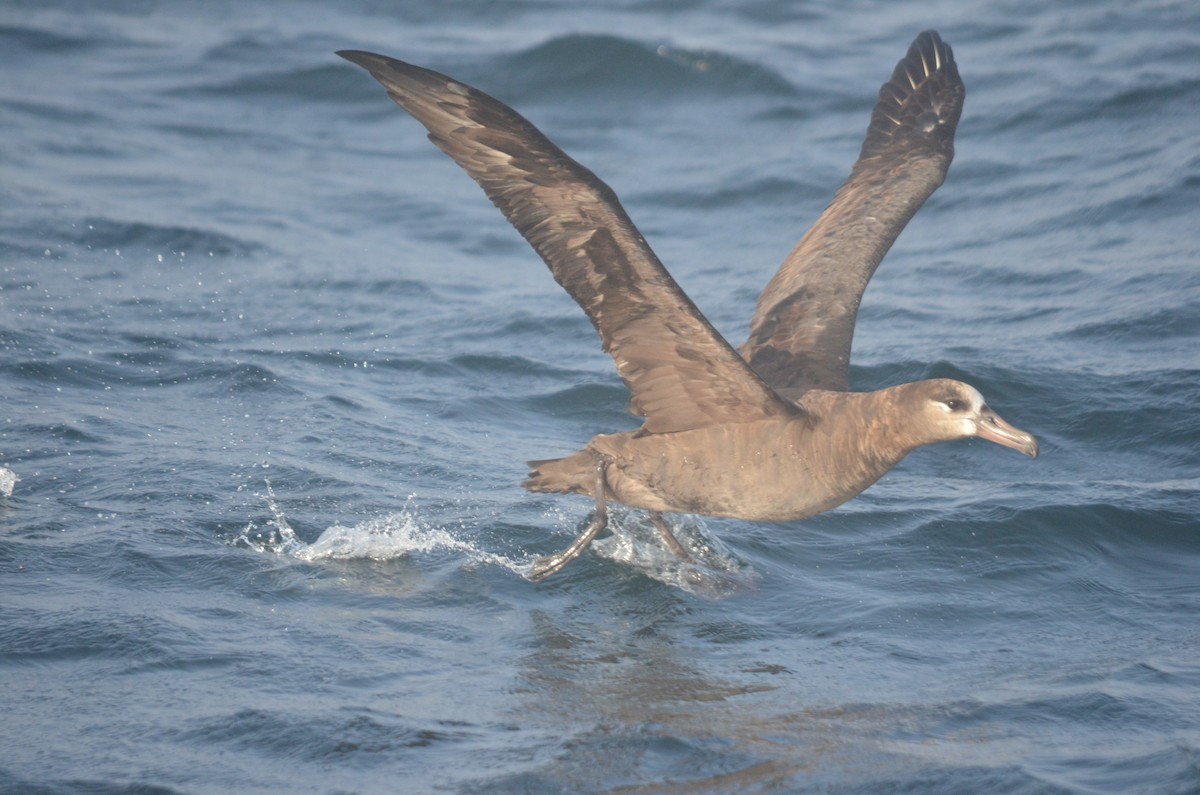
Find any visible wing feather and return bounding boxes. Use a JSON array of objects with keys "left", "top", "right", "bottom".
[
  {"left": 739, "top": 30, "right": 965, "bottom": 395},
  {"left": 339, "top": 50, "right": 796, "bottom": 434}
]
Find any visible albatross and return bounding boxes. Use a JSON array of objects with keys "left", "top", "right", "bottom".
[{"left": 337, "top": 30, "right": 1038, "bottom": 580}]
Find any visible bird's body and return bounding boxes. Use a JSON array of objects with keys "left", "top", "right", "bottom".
[
  {"left": 337, "top": 31, "right": 1038, "bottom": 579},
  {"left": 526, "top": 383, "right": 988, "bottom": 523}
]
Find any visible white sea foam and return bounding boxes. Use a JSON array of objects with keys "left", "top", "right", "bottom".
[{"left": 0, "top": 467, "right": 16, "bottom": 498}]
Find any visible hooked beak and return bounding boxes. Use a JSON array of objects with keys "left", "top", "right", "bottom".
[{"left": 976, "top": 406, "right": 1038, "bottom": 458}]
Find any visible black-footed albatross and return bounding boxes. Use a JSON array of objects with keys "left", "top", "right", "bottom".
[{"left": 337, "top": 30, "right": 1038, "bottom": 580}]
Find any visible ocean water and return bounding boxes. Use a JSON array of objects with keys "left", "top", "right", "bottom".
[{"left": 2, "top": 0, "right": 1199, "bottom": 792}]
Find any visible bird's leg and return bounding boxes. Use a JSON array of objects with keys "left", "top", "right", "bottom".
[
  {"left": 528, "top": 458, "right": 609, "bottom": 581},
  {"left": 649, "top": 512, "right": 691, "bottom": 561}
]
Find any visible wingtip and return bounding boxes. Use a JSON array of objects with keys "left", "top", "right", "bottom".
[
  {"left": 336, "top": 49, "right": 379, "bottom": 69},
  {"left": 912, "top": 30, "right": 946, "bottom": 53},
  {"left": 857, "top": 30, "right": 965, "bottom": 162},
  {"left": 900, "top": 30, "right": 959, "bottom": 92},
  {"left": 908, "top": 30, "right": 955, "bottom": 78}
]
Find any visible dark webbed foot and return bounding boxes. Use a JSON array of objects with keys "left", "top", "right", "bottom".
[
  {"left": 528, "top": 459, "right": 609, "bottom": 581},
  {"left": 649, "top": 512, "right": 691, "bottom": 561}
]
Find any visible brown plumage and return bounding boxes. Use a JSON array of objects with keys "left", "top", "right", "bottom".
[{"left": 337, "top": 31, "right": 1037, "bottom": 581}]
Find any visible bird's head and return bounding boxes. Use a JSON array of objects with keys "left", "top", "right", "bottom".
[{"left": 906, "top": 378, "right": 1038, "bottom": 457}]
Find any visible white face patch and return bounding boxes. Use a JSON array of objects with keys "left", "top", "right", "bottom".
[
  {"left": 955, "top": 385, "right": 985, "bottom": 436},
  {"left": 929, "top": 400, "right": 976, "bottom": 434},
  {"left": 963, "top": 385, "right": 985, "bottom": 413},
  {"left": 929, "top": 383, "right": 986, "bottom": 438}
]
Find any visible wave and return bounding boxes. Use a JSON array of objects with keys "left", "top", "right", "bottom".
[
  {"left": 1060, "top": 302, "right": 1200, "bottom": 343},
  {"left": 169, "top": 705, "right": 473, "bottom": 761},
  {"left": 1, "top": 353, "right": 287, "bottom": 395},
  {"left": 180, "top": 62, "right": 362, "bottom": 104},
  {"left": 639, "top": 175, "right": 809, "bottom": 211},
  {"left": 494, "top": 33, "right": 797, "bottom": 101},
  {"left": 69, "top": 217, "right": 260, "bottom": 258},
  {"left": 0, "top": 23, "right": 95, "bottom": 54}
]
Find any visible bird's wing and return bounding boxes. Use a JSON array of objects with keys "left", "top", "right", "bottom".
[
  {"left": 739, "top": 30, "right": 964, "bottom": 395},
  {"left": 339, "top": 50, "right": 797, "bottom": 434}
]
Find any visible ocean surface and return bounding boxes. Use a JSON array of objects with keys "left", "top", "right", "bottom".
[{"left": 3, "top": 1, "right": 1199, "bottom": 792}]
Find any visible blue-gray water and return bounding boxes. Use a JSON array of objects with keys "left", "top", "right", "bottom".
[{"left": 3, "top": 1, "right": 1199, "bottom": 793}]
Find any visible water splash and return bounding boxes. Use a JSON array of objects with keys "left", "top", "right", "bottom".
[
  {"left": 0, "top": 467, "right": 16, "bottom": 498},
  {"left": 591, "top": 511, "right": 758, "bottom": 599},
  {"left": 233, "top": 482, "right": 754, "bottom": 596},
  {"left": 300, "top": 513, "right": 523, "bottom": 571},
  {"left": 232, "top": 483, "right": 528, "bottom": 574}
]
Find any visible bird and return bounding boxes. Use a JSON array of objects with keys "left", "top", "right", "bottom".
[{"left": 337, "top": 30, "right": 1038, "bottom": 581}]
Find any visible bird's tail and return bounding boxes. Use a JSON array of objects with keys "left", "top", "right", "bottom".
[{"left": 523, "top": 449, "right": 599, "bottom": 496}]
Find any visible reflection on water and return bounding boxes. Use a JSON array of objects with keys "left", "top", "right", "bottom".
[{"left": 509, "top": 609, "right": 955, "bottom": 792}]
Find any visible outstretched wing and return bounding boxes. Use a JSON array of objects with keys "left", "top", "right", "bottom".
[
  {"left": 739, "top": 30, "right": 965, "bottom": 395},
  {"left": 339, "top": 50, "right": 796, "bottom": 434}
]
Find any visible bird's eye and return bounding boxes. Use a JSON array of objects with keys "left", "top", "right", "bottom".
[{"left": 943, "top": 398, "right": 966, "bottom": 412}]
